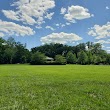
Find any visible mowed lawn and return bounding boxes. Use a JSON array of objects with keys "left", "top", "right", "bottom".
[{"left": 0, "top": 65, "right": 110, "bottom": 110}]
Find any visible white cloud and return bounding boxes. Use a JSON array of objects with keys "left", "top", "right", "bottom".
[
  {"left": 2, "top": 10, "right": 20, "bottom": 21},
  {"left": 66, "top": 22, "right": 71, "bottom": 25},
  {"left": 55, "top": 23, "right": 70, "bottom": 27},
  {"left": 55, "top": 24, "right": 60, "bottom": 27},
  {"left": 61, "top": 24, "right": 65, "bottom": 27},
  {"left": 102, "top": 45, "right": 105, "bottom": 48},
  {"left": 40, "top": 32, "right": 82, "bottom": 44},
  {"left": 0, "top": 20, "right": 35, "bottom": 37},
  {"left": 61, "top": 7, "right": 66, "bottom": 14},
  {"left": 45, "top": 12, "right": 54, "bottom": 20},
  {"left": 106, "top": 6, "right": 109, "bottom": 10},
  {"left": 55, "top": 23, "right": 66, "bottom": 28},
  {"left": 62, "top": 5, "right": 92, "bottom": 23},
  {"left": 20, "top": 13, "right": 36, "bottom": 25},
  {"left": 95, "top": 39, "right": 110, "bottom": 44},
  {"left": 36, "top": 26, "right": 42, "bottom": 29},
  {"left": 106, "top": 47, "right": 110, "bottom": 49},
  {"left": 2, "top": 0, "right": 55, "bottom": 25},
  {"left": 88, "top": 22, "right": 110, "bottom": 39},
  {"left": 107, "top": 50, "right": 110, "bottom": 53},
  {"left": 45, "top": 26, "right": 55, "bottom": 31}
]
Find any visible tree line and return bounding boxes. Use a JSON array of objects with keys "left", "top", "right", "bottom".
[{"left": 0, "top": 37, "right": 110, "bottom": 65}]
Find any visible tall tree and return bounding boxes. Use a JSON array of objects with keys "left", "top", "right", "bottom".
[
  {"left": 66, "top": 51, "right": 77, "bottom": 64},
  {"left": 4, "top": 48, "right": 15, "bottom": 64},
  {"left": 106, "top": 54, "right": 110, "bottom": 64},
  {"left": 30, "top": 52, "right": 46, "bottom": 65},
  {"left": 0, "top": 38, "right": 7, "bottom": 64},
  {"left": 55, "top": 55, "right": 66, "bottom": 65},
  {"left": 91, "top": 43, "right": 102, "bottom": 55},
  {"left": 87, "top": 51, "right": 93, "bottom": 64},
  {"left": 78, "top": 51, "right": 88, "bottom": 65}
]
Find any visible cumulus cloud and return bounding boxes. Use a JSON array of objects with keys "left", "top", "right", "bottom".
[
  {"left": 0, "top": 20, "right": 35, "bottom": 37},
  {"left": 45, "top": 26, "right": 55, "bottom": 31},
  {"left": 61, "top": 5, "right": 92, "bottom": 23},
  {"left": 2, "top": 0, "right": 55, "bottom": 25},
  {"left": 88, "top": 22, "right": 110, "bottom": 39},
  {"left": 40, "top": 32, "right": 82, "bottom": 44}
]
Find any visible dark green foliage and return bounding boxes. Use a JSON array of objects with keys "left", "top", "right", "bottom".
[
  {"left": 55, "top": 55, "right": 66, "bottom": 65},
  {"left": 92, "top": 55, "right": 101, "bottom": 65},
  {"left": 0, "top": 37, "right": 30, "bottom": 64},
  {"left": 78, "top": 51, "right": 88, "bottom": 65},
  {"left": 4, "top": 48, "right": 15, "bottom": 64},
  {"left": 66, "top": 51, "right": 77, "bottom": 64},
  {"left": 0, "top": 37, "right": 110, "bottom": 65},
  {"left": 30, "top": 52, "right": 46, "bottom": 65},
  {"left": 91, "top": 43, "right": 102, "bottom": 55},
  {"left": 21, "top": 56, "right": 27, "bottom": 64},
  {"left": 106, "top": 54, "right": 110, "bottom": 64},
  {"left": 31, "top": 43, "right": 73, "bottom": 58},
  {"left": 0, "top": 38, "right": 7, "bottom": 64},
  {"left": 87, "top": 51, "right": 93, "bottom": 64},
  {"left": 12, "top": 44, "right": 30, "bottom": 64}
]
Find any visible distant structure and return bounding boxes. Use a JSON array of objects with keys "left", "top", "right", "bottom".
[{"left": 46, "top": 57, "right": 54, "bottom": 61}]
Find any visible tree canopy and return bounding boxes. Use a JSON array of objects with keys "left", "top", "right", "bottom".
[{"left": 0, "top": 37, "right": 110, "bottom": 65}]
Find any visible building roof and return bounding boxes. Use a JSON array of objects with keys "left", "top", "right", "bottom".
[{"left": 46, "top": 57, "right": 54, "bottom": 60}]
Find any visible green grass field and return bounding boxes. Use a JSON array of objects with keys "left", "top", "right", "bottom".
[{"left": 0, "top": 65, "right": 110, "bottom": 110}]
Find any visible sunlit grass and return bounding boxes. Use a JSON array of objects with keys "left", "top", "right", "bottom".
[{"left": 0, "top": 65, "right": 110, "bottom": 110}]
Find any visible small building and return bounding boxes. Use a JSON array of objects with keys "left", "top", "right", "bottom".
[{"left": 46, "top": 57, "right": 54, "bottom": 61}]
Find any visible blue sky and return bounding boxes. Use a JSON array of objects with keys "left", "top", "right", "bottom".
[{"left": 0, "top": 0, "right": 110, "bottom": 52}]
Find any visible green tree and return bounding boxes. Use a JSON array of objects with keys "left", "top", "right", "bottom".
[
  {"left": 92, "top": 55, "right": 102, "bottom": 65},
  {"left": 99, "top": 50, "right": 107, "bottom": 64},
  {"left": 7, "top": 37, "right": 16, "bottom": 47},
  {"left": 78, "top": 51, "right": 88, "bottom": 65},
  {"left": 106, "top": 54, "right": 110, "bottom": 64},
  {"left": 91, "top": 43, "right": 102, "bottom": 55},
  {"left": 66, "top": 51, "right": 77, "bottom": 64},
  {"left": 21, "top": 56, "right": 27, "bottom": 64},
  {"left": 4, "top": 48, "right": 15, "bottom": 64},
  {"left": 0, "top": 38, "right": 7, "bottom": 64},
  {"left": 12, "top": 42, "right": 28, "bottom": 64},
  {"left": 55, "top": 55, "right": 66, "bottom": 65},
  {"left": 87, "top": 51, "right": 93, "bottom": 64},
  {"left": 30, "top": 52, "right": 46, "bottom": 65},
  {"left": 86, "top": 42, "right": 93, "bottom": 51}
]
